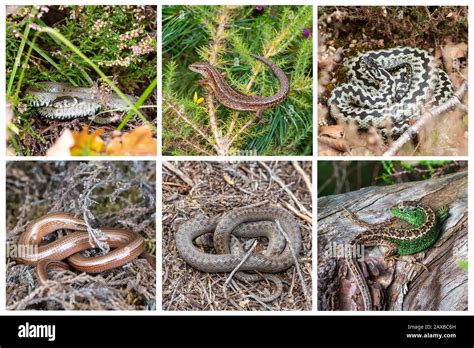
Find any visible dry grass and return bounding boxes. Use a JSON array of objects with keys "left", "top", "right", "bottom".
[
  {"left": 6, "top": 161, "right": 156, "bottom": 310},
  {"left": 162, "top": 161, "right": 312, "bottom": 311}
]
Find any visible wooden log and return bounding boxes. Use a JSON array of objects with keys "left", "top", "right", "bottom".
[{"left": 317, "top": 171, "right": 468, "bottom": 311}]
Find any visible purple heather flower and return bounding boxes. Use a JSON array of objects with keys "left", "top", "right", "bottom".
[
  {"left": 255, "top": 5, "right": 267, "bottom": 14},
  {"left": 303, "top": 27, "right": 311, "bottom": 39}
]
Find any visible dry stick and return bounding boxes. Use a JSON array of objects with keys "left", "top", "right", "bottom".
[
  {"left": 275, "top": 220, "right": 308, "bottom": 297},
  {"left": 225, "top": 117, "right": 256, "bottom": 151},
  {"left": 166, "top": 277, "right": 182, "bottom": 311},
  {"left": 182, "top": 138, "right": 214, "bottom": 156},
  {"left": 162, "top": 162, "right": 195, "bottom": 187},
  {"left": 206, "top": 95, "right": 226, "bottom": 156},
  {"left": 259, "top": 161, "right": 311, "bottom": 216},
  {"left": 383, "top": 80, "right": 468, "bottom": 156},
  {"left": 281, "top": 200, "right": 313, "bottom": 225},
  {"left": 205, "top": 7, "right": 231, "bottom": 156},
  {"left": 164, "top": 99, "right": 216, "bottom": 149},
  {"left": 291, "top": 161, "right": 312, "bottom": 195},
  {"left": 223, "top": 239, "right": 257, "bottom": 300}
]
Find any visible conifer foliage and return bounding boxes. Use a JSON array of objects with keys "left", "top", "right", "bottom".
[{"left": 163, "top": 5, "right": 313, "bottom": 155}]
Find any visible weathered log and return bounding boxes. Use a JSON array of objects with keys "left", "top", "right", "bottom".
[{"left": 318, "top": 171, "right": 467, "bottom": 311}]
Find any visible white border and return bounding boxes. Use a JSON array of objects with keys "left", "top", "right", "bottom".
[{"left": 1, "top": 0, "right": 471, "bottom": 317}]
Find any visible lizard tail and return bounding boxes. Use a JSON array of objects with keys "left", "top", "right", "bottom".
[
  {"left": 250, "top": 54, "right": 290, "bottom": 100},
  {"left": 346, "top": 245, "right": 373, "bottom": 311}
]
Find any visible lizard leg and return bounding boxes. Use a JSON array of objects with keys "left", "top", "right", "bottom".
[
  {"left": 197, "top": 79, "right": 212, "bottom": 88},
  {"left": 256, "top": 109, "right": 267, "bottom": 124},
  {"left": 436, "top": 206, "right": 449, "bottom": 225},
  {"left": 354, "top": 236, "right": 398, "bottom": 264}
]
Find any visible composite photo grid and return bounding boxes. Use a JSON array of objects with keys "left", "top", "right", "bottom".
[{"left": 0, "top": 0, "right": 472, "bottom": 329}]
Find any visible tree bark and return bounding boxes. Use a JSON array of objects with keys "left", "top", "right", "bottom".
[{"left": 317, "top": 171, "right": 468, "bottom": 311}]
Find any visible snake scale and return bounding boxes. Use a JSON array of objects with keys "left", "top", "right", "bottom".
[
  {"left": 176, "top": 206, "right": 301, "bottom": 302},
  {"left": 328, "top": 47, "right": 454, "bottom": 136},
  {"left": 25, "top": 82, "right": 137, "bottom": 124}
]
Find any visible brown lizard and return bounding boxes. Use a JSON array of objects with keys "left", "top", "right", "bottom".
[{"left": 188, "top": 54, "right": 290, "bottom": 121}]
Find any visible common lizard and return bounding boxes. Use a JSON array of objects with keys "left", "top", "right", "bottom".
[
  {"left": 344, "top": 201, "right": 449, "bottom": 311},
  {"left": 188, "top": 54, "right": 290, "bottom": 121}
]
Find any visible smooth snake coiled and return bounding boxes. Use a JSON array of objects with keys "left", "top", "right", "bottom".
[{"left": 176, "top": 206, "right": 301, "bottom": 302}]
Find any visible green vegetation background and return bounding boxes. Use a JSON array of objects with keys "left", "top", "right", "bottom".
[
  {"left": 162, "top": 5, "right": 313, "bottom": 155},
  {"left": 318, "top": 161, "right": 465, "bottom": 197},
  {"left": 6, "top": 6, "right": 157, "bottom": 155}
]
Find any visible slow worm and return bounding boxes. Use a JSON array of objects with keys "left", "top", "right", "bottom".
[{"left": 17, "top": 212, "right": 154, "bottom": 285}]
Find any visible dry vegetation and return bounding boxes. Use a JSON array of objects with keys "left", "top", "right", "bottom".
[
  {"left": 6, "top": 161, "right": 156, "bottom": 310},
  {"left": 162, "top": 161, "right": 312, "bottom": 311},
  {"left": 318, "top": 6, "right": 468, "bottom": 156}
]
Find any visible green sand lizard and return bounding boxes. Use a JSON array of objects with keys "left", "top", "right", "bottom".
[{"left": 344, "top": 201, "right": 449, "bottom": 311}]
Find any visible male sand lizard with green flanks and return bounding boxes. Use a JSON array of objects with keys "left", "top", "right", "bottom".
[{"left": 344, "top": 201, "right": 449, "bottom": 311}]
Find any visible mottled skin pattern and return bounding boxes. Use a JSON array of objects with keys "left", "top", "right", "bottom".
[
  {"left": 188, "top": 54, "right": 290, "bottom": 121},
  {"left": 344, "top": 201, "right": 449, "bottom": 311},
  {"left": 176, "top": 205, "right": 301, "bottom": 302}
]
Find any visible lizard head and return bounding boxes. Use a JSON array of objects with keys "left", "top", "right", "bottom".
[
  {"left": 188, "top": 62, "right": 212, "bottom": 77},
  {"left": 390, "top": 201, "right": 426, "bottom": 227}
]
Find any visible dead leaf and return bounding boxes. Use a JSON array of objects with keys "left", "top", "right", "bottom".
[
  {"left": 106, "top": 125, "right": 157, "bottom": 156},
  {"left": 223, "top": 173, "right": 235, "bottom": 186},
  {"left": 70, "top": 127, "right": 105, "bottom": 156},
  {"left": 441, "top": 40, "right": 468, "bottom": 73}
]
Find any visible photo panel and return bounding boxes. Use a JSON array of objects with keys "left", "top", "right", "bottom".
[
  {"left": 317, "top": 161, "right": 467, "bottom": 311},
  {"left": 162, "top": 160, "right": 312, "bottom": 310},
  {"left": 162, "top": 5, "right": 313, "bottom": 156},
  {"left": 6, "top": 5, "right": 157, "bottom": 156},
  {"left": 6, "top": 161, "right": 156, "bottom": 310},
  {"left": 318, "top": 6, "right": 468, "bottom": 156}
]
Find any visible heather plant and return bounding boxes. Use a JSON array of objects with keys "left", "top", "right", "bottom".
[{"left": 6, "top": 5, "right": 157, "bottom": 156}]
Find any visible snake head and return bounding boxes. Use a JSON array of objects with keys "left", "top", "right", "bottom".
[
  {"left": 188, "top": 61, "right": 212, "bottom": 78},
  {"left": 361, "top": 56, "right": 391, "bottom": 82},
  {"left": 51, "top": 96, "right": 82, "bottom": 108}
]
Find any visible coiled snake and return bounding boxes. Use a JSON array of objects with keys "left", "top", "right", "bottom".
[
  {"left": 327, "top": 47, "right": 454, "bottom": 136},
  {"left": 25, "top": 82, "right": 137, "bottom": 124},
  {"left": 176, "top": 206, "right": 301, "bottom": 302},
  {"left": 17, "top": 212, "right": 154, "bottom": 285}
]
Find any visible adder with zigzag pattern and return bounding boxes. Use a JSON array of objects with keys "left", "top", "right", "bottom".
[{"left": 328, "top": 47, "right": 454, "bottom": 136}]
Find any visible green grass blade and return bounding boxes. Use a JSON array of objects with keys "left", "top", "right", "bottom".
[
  {"left": 118, "top": 77, "right": 157, "bottom": 131},
  {"left": 7, "top": 19, "right": 31, "bottom": 99}
]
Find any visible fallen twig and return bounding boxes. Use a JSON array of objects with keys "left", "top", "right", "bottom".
[
  {"left": 259, "top": 161, "right": 310, "bottom": 215},
  {"left": 275, "top": 220, "right": 308, "bottom": 297},
  {"left": 383, "top": 80, "right": 468, "bottom": 156},
  {"left": 291, "top": 161, "right": 312, "bottom": 195},
  {"left": 163, "top": 161, "right": 195, "bottom": 187}
]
